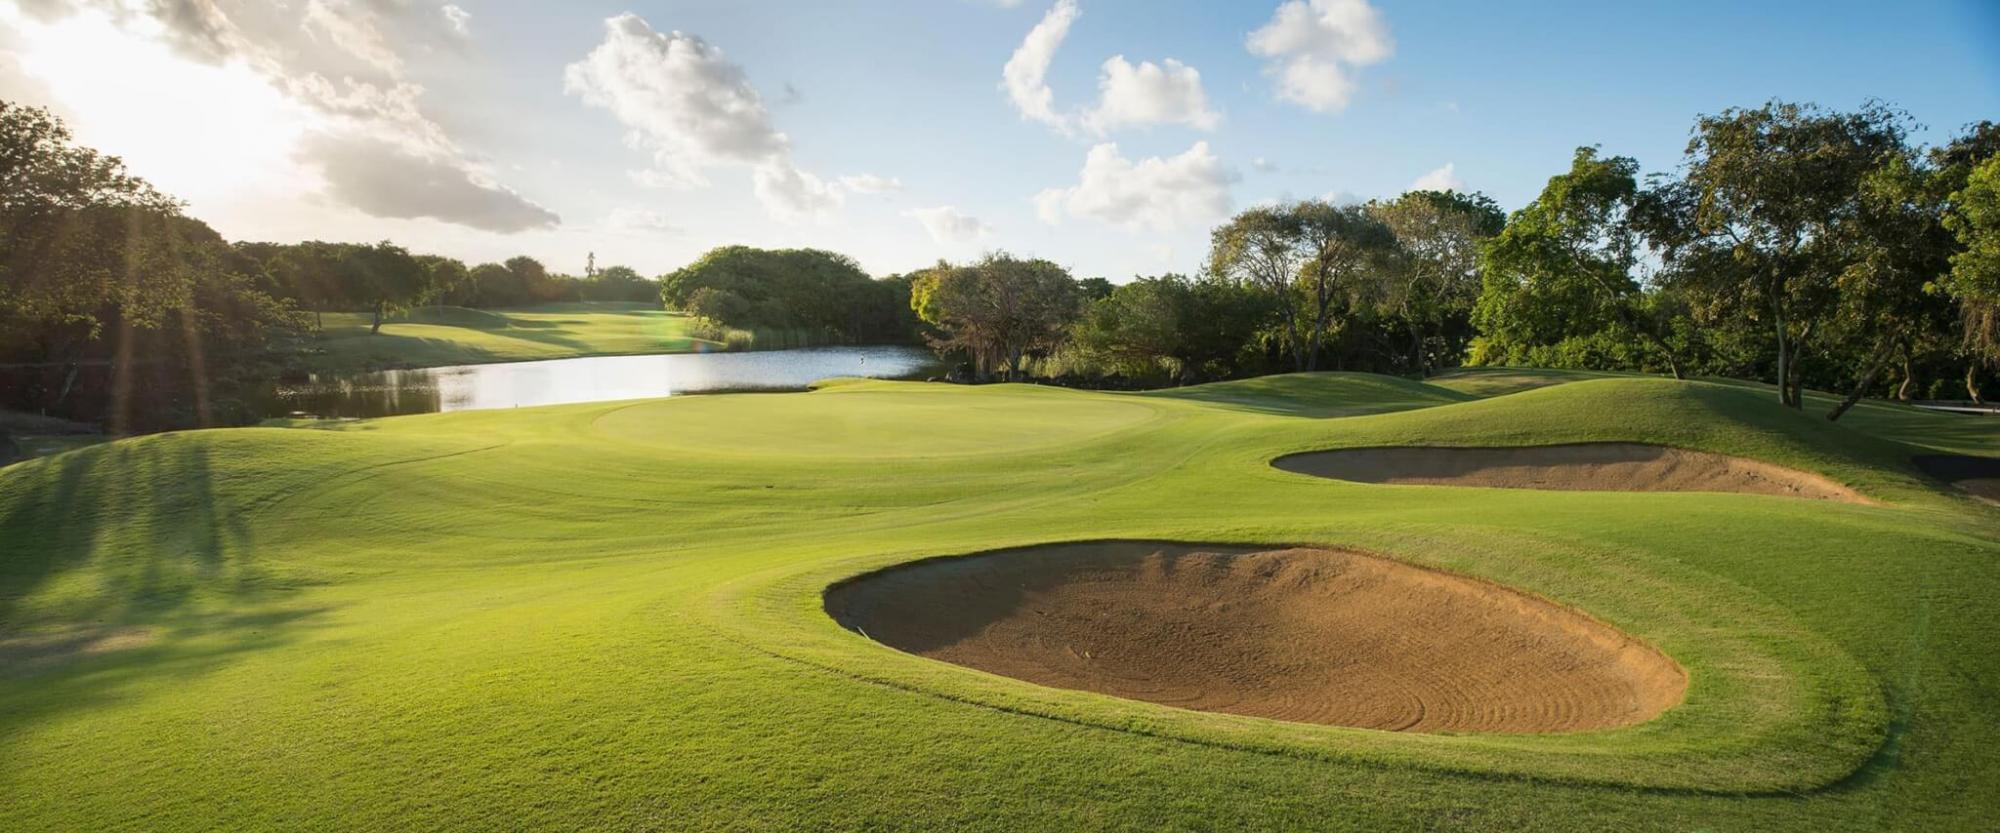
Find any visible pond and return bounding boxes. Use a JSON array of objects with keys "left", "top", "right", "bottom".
[{"left": 266, "top": 346, "right": 944, "bottom": 419}]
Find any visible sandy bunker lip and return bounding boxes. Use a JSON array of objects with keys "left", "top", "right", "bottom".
[
  {"left": 1274, "top": 442, "right": 1866, "bottom": 502},
  {"left": 826, "top": 542, "right": 1687, "bottom": 733}
]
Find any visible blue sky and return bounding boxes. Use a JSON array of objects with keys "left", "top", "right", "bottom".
[{"left": 1, "top": 0, "right": 1994, "bottom": 281}]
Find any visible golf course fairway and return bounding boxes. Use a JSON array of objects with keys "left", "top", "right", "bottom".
[
  {"left": 1, "top": 372, "right": 1995, "bottom": 830},
  {"left": 310, "top": 303, "right": 709, "bottom": 370}
]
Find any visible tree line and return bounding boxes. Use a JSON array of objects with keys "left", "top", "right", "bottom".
[
  {"left": 6, "top": 97, "right": 1997, "bottom": 434},
  {"left": 0, "top": 102, "right": 660, "bottom": 430},
  {"left": 898, "top": 101, "right": 2000, "bottom": 421}
]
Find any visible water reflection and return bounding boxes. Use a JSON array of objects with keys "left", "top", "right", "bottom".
[{"left": 270, "top": 346, "right": 941, "bottom": 419}]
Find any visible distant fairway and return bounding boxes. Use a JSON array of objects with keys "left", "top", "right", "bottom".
[
  {"left": 310, "top": 302, "right": 709, "bottom": 370},
  {"left": 1, "top": 373, "right": 1996, "bottom": 830}
]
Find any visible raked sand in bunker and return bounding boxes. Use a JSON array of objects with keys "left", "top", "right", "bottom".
[
  {"left": 826, "top": 542, "right": 1688, "bottom": 734},
  {"left": 1273, "top": 442, "right": 1870, "bottom": 502}
]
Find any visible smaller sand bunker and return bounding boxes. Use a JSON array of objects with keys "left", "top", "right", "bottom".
[
  {"left": 827, "top": 543, "right": 1686, "bottom": 733},
  {"left": 1275, "top": 442, "right": 1865, "bottom": 502},
  {"left": 1913, "top": 454, "right": 2000, "bottom": 503}
]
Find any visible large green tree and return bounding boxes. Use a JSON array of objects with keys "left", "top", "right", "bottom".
[
  {"left": 1370, "top": 190, "right": 1503, "bottom": 375},
  {"left": 1942, "top": 153, "right": 2000, "bottom": 401},
  {"left": 910, "top": 253, "right": 1081, "bottom": 380},
  {"left": 663, "top": 246, "right": 911, "bottom": 343},
  {"left": 1477, "top": 148, "right": 1688, "bottom": 379},
  {"left": 1209, "top": 200, "right": 1398, "bottom": 372},
  {"left": 1292, "top": 202, "right": 1399, "bottom": 372},
  {"left": 0, "top": 101, "right": 304, "bottom": 428},
  {"left": 1661, "top": 101, "right": 1912, "bottom": 407},
  {"left": 1070, "top": 274, "right": 1272, "bottom": 382},
  {"left": 1209, "top": 206, "right": 1311, "bottom": 370}
]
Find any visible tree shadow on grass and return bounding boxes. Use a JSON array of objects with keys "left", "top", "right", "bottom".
[
  {"left": 0, "top": 436, "right": 339, "bottom": 746},
  {"left": 0, "top": 604, "right": 335, "bottom": 751},
  {"left": 0, "top": 434, "right": 300, "bottom": 628}
]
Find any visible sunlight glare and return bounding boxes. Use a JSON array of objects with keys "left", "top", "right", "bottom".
[{"left": 6, "top": 9, "right": 316, "bottom": 205}]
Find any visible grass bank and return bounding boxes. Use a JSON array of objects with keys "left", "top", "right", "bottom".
[
  {"left": 0, "top": 372, "right": 1994, "bottom": 830},
  {"left": 309, "top": 302, "right": 712, "bottom": 371}
]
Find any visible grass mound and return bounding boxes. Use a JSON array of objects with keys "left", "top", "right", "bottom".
[{"left": 1143, "top": 371, "right": 1473, "bottom": 417}]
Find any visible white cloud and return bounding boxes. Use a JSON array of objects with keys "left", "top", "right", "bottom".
[
  {"left": 1000, "top": 0, "right": 1078, "bottom": 130},
  {"left": 752, "top": 162, "right": 842, "bottom": 221},
  {"left": 606, "top": 206, "right": 679, "bottom": 235},
  {"left": 838, "top": 173, "right": 903, "bottom": 194},
  {"left": 1002, "top": 1, "right": 1219, "bottom": 136},
  {"left": 10, "top": 0, "right": 559, "bottom": 232},
  {"left": 298, "top": 130, "right": 558, "bottom": 232},
  {"left": 1409, "top": 162, "right": 1462, "bottom": 192},
  {"left": 1247, "top": 0, "right": 1393, "bottom": 113},
  {"left": 565, "top": 13, "right": 838, "bottom": 221},
  {"left": 441, "top": 4, "right": 470, "bottom": 38},
  {"left": 1081, "top": 55, "right": 1218, "bottom": 134},
  {"left": 1252, "top": 156, "right": 1278, "bottom": 173},
  {"left": 906, "top": 206, "right": 992, "bottom": 243},
  {"left": 1034, "top": 141, "right": 1236, "bottom": 231}
]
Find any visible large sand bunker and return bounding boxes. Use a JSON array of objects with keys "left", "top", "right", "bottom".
[
  {"left": 1275, "top": 442, "right": 1865, "bottom": 502},
  {"left": 1914, "top": 454, "right": 2000, "bottom": 503},
  {"left": 826, "top": 542, "right": 1686, "bottom": 733}
]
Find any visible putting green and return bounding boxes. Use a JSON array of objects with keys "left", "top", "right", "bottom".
[
  {"left": 593, "top": 385, "right": 1163, "bottom": 457},
  {"left": 0, "top": 373, "right": 1994, "bottom": 831}
]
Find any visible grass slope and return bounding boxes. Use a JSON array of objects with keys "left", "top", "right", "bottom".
[
  {"left": 311, "top": 302, "right": 708, "bottom": 371},
  {"left": 0, "top": 373, "right": 1995, "bottom": 830}
]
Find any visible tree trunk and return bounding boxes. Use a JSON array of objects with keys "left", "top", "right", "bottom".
[
  {"left": 1971, "top": 363, "right": 1985, "bottom": 405},
  {"left": 50, "top": 363, "right": 79, "bottom": 410},
  {"left": 1895, "top": 354, "right": 1915, "bottom": 401},
  {"left": 1828, "top": 340, "right": 1894, "bottom": 422},
  {"left": 1773, "top": 301, "right": 1793, "bottom": 408},
  {"left": 371, "top": 300, "right": 384, "bottom": 334},
  {"left": 1786, "top": 357, "right": 1806, "bottom": 410},
  {"left": 1409, "top": 323, "right": 1426, "bottom": 377},
  {"left": 1282, "top": 310, "right": 1306, "bottom": 373}
]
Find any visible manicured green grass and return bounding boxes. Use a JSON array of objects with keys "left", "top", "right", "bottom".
[
  {"left": 0, "top": 372, "right": 1995, "bottom": 830},
  {"left": 310, "top": 302, "right": 710, "bottom": 371}
]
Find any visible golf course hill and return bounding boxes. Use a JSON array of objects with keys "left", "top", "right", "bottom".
[{"left": 0, "top": 371, "right": 1994, "bottom": 830}]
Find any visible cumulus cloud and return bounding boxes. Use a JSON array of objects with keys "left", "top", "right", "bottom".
[
  {"left": 1000, "top": 0, "right": 1078, "bottom": 130},
  {"left": 838, "top": 173, "right": 903, "bottom": 194},
  {"left": 1409, "top": 162, "right": 1463, "bottom": 192},
  {"left": 1247, "top": 0, "right": 1393, "bottom": 113},
  {"left": 751, "top": 162, "right": 842, "bottom": 221},
  {"left": 13, "top": 0, "right": 559, "bottom": 231},
  {"left": 906, "top": 206, "right": 992, "bottom": 243},
  {"left": 564, "top": 13, "right": 839, "bottom": 221},
  {"left": 299, "top": 131, "right": 558, "bottom": 232},
  {"left": 1002, "top": 1, "right": 1219, "bottom": 136},
  {"left": 1081, "top": 56, "right": 1217, "bottom": 133},
  {"left": 1035, "top": 141, "right": 1237, "bottom": 231}
]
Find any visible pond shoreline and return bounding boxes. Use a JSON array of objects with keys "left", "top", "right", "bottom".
[{"left": 266, "top": 345, "right": 945, "bottom": 420}]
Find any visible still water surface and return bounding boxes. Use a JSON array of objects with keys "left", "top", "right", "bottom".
[{"left": 268, "top": 346, "right": 941, "bottom": 419}]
